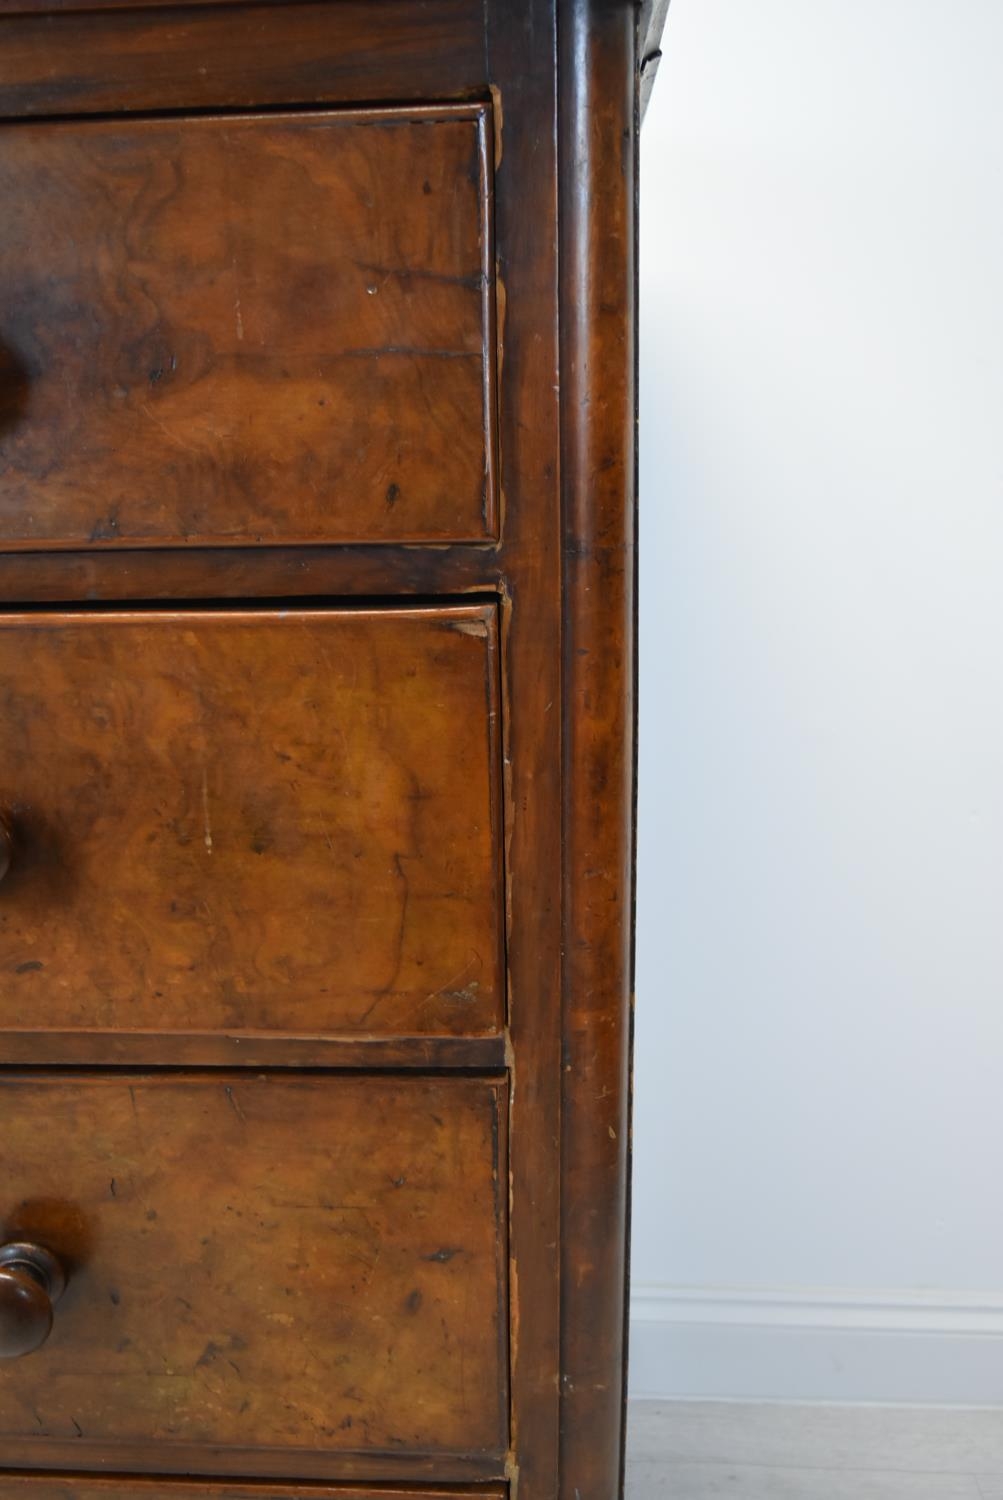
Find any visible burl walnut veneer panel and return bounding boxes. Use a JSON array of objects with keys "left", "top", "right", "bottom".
[
  {"left": 0, "top": 606, "right": 503, "bottom": 1041},
  {"left": 0, "top": 106, "right": 496, "bottom": 549},
  {"left": 0, "top": 1072, "right": 507, "bottom": 1467}
]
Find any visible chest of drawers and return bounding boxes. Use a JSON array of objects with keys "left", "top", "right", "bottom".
[{"left": 0, "top": 2, "right": 666, "bottom": 1495}]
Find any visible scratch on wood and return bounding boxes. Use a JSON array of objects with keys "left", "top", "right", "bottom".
[
  {"left": 201, "top": 766, "right": 214, "bottom": 854},
  {"left": 224, "top": 1084, "right": 246, "bottom": 1124},
  {"left": 426, "top": 952, "right": 481, "bottom": 1007},
  {"left": 139, "top": 403, "right": 200, "bottom": 455},
  {"left": 232, "top": 256, "right": 245, "bottom": 341},
  {"left": 314, "top": 814, "right": 336, "bottom": 857},
  {"left": 343, "top": 345, "right": 479, "bottom": 360},
  {"left": 443, "top": 982, "right": 481, "bottom": 1005},
  {"left": 355, "top": 258, "right": 484, "bottom": 291}
]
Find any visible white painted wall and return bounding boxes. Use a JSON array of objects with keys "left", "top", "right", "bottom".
[{"left": 631, "top": 0, "right": 1003, "bottom": 1402}]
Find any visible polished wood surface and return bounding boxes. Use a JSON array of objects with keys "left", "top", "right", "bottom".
[
  {"left": 0, "top": 1073, "right": 507, "bottom": 1470},
  {"left": 0, "top": 605, "right": 502, "bottom": 1041},
  {"left": 0, "top": 107, "right": 495, "bottom": 549},
  {"left": 482, "top": 7, "right": 564, "bottom": 1499},
  {"left": 0, "top": 1, "right": 647, "bottom": 1494},
  {"left": 559, "top": 6, "right": 639, "bottom": 1498},
  {"left": 0, "top": 542, "right": 500, "bottom": 607},
  {"left": 0, "top": 2, "right": 488, "bottom": 118},
  {"left": 9, "top": 1489, "right": 506, "bottom": 1500},
  {"left": 0, "top": 1485, "right": 505, "bottom": 1500},
  {"left": 0, "top": 1031, "right": 507, "bottom": 1072},
  {"left": 0, "top": 1242, "right": 66, "bottom": 1360}
]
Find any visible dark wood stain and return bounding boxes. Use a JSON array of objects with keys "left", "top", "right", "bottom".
[
  {"left": 0, "top": 1073, "right": 508, "bottom": 1465},
  {"left": 0, "top": 1, "right": 650, "bottom": 1495},
  {"left": 559, "top": 7, "right": 639, "bottom": 1498},
  {"left": 0, "top": 1484, "right": 506, "bottom": 1500},
  {"left": 0, "top": 606, "right": 503, "bottom": 1040},
  {"left": 0, "top": 1, "right": 488, "bottom": 118},
  {"left": 484, "top": 6, "right": 564, "bottom": 1500},
  {"left": 1, "top": 1486, "right": 507, "bottom": 1500},
  {"left": 0, "top": 107, "right": 496, "bottom": 549}
]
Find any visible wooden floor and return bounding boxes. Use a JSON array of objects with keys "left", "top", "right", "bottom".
[{"left": 627, "top": 1401, "right": 1003, "bottom": 1497}]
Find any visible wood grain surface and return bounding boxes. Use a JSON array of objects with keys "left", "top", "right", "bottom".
[
  {"left": 0, "top": 1485, "right": 505, "bottom": 1500},
  {"left": 0, "top": 1072, "right": 507, "bottom": 1466},
  {"left": 0, "top": 1, "right": 488, "bottom": 118},
  {"left": 0, "top": 1, "right": 646, "bottom": 1495},
  {"left": 0, "top": 541, "right": 501, "bottom": 608},
  {"left": 477, "top": 8, "right": 565, "bottom": 1500},
  {"left": 0, "top": 605, "right": 503, "bottom": 1041},
  {"left": 559, "top": 4, "right": 639, "bottom": 1498},
  {"left": 0, "top": 106, "right": 496, "bottom": 548}
]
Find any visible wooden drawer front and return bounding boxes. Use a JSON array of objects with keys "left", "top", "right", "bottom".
[
  {"left": 0, "top": 1073, "right": 508, "bottom": 1468},
  {"left": 0, "top": 605, "right": 503, "bottom": 1041},
  {"left": 0, "top": 105, "right": 496, "bottom": 549},
  {"left": 0, "top": 1486, "right": 505, "bottom": 1500},
  {"left": 0, "top": 1488, "right": 504, "bottom": 1500}
]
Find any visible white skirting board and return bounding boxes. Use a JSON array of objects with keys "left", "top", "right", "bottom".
[{"left": 629, "top": 1285, "right": 1003, "bottom": 1405}]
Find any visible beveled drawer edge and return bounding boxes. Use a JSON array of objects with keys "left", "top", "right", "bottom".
[
  {"left": 0, "top": 1032, "right": 508, "bottom": 1070},
  {"left": 0, "top": 0, "right": 341, "bottom": 12},
  {"left": 0, "top": 547, "right": 504, "bottom": 609},
  {"left": 0, "top": 2, "right": 490, "bottom": 124},
  {"left": 0, "top": 1474, "right": 507, "bottom": 1497},
  {"left": 0, "top": 1442, "right": 508, "bottom": 1485},
  {"left": 0, "top": 1480, "right": 507, "bottom": 1500}
]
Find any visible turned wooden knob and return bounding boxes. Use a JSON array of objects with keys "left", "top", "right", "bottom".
[
  {"left": 0, "top": 1242, "right": 66, "bottom": 1358},
  {"left": 0, "top": 813, "right": 13, "bottom": 884}
]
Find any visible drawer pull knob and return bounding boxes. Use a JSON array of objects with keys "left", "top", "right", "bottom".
[
  {"left": 0, "top": 1242, "right": 66, "bottom": 1359},
  {"left": 0, "top": 814, "right": 13, "bottom": 883}
]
